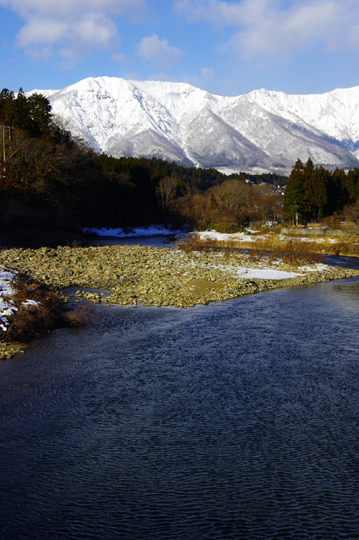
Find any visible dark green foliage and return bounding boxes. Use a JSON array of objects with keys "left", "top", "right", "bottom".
[
  {"left": 227, "top": 170, "right": 287, "bottom": 187},
  {"left": 98, "top": 154, "right": 288, "bottom": 194},
  {"left": 284, "top": 158, "right": 358, "bottom": 222},
  {"left": 0, "top": 88, "right": 55, "bottom": 138},
  {"left": 98, "top": 154, "right": 227, "bottom": 193},
  {"left": 283, "top": 159, "right": 305, "bottom": 222}
]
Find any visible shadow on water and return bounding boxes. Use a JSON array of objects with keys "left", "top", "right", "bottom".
[
  {"left": 1, "top": 276, "right": 359, "bottom": 539},
  {"left": 87, "top": 234, "right": 178, "bottom": 248}
]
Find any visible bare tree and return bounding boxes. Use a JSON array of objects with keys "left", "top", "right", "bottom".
[
  {"left": 342, "top": 202, "right": 359, "bottom": 230},
  {"left": 250, "top": 185, "right": 282, "bottom": 225},
  {"left": 156, "top": 176, "right": 178, "bottom": 225},
  {"left": 208, "top": 180, "right": 253, "bottom": 222}
]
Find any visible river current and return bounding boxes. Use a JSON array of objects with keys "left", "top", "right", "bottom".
[{"left": 1, "top": 240, "right": 359, "bottom": 539}]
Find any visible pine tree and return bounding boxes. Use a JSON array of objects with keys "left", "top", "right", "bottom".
[
  {"left": 283, "top": 159, "right": 305, "bottom": 224},
  {"left": 311, "top": 165, "right": 329, "bottom": 221}
]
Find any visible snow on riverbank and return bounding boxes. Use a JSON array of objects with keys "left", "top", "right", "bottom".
[
  {"left": 231, "top": 263, "right": 330, "bottom": 280},
  {"left": 232, "top": 267, "right": 305, "bottom": 280},
  {"left": 197, "top": 230, "right": 257, "bottom": 242},
  {"left": 218, "top": 258, "right": 329, "bottom": 280},
  {"left": 0, "top": 267, "right": 17, "bottom": 332},
  {"left": 185, "top": 250, "right": 331, "bottom": 281},
  {"left": 84, "top": 225, "right": 185, "bottom": 238},
  {"left": 195, "top": 230, "right": 340, "bottom": 244}
]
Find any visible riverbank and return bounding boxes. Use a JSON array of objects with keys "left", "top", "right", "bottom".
[
  {"left": 1, "top": 245, "right": 358, "bottom": 314},
  {"left": 0, "top": 264, "right": 83, "bottom": 357},
  {"left": 195, "top": 229, "right": 359, "bottom": 257}
]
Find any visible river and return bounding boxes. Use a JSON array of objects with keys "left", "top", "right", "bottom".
[{"left": 1, "top": 239, "right": 359, "bottom": 539}]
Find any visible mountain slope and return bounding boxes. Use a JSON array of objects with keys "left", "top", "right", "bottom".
[{"left": 30, "top": 77, "right": 359, "bottom": 173}]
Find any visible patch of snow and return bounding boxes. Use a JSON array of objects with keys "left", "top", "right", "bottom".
[
  {"left": 0, "top": 267, "right": 43, "bottom": 333},
  {"left": 197, "top": 231, "right": 257, "bottom": 242},
  {"left": 0, "top": 267, "right": 17, "bottom": 331},
  {"left": 297, "top": 263, "right": 330, "bottom": 273},
  {"left": 233, "top": 267, "right": 304, "bottom": 280},
  {"left": 22, "top": 300, "right": 40, "bottom": 307}
]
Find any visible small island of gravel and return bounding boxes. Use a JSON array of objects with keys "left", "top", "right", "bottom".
[{"left": 1, "top": 244, "right": 359, "bottom": 310}]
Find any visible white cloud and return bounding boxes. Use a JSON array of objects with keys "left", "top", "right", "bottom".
[
  {"left": 201, "top": 66, "right": 214, "bottom": 78},
  {"left": 112, "top": 53, "right": 128, "bottom": 63},
  {"left": 0, "top": 0, "right": 147, "bottom": 62},
  {"left": 174, "top": 0, "right": 359, "bottom": 58},
  {"left": 17, "top": 14, "right": 119, "bottom": 60},
  {"left": 136, "top": 34, "right": 183, "bottom": 68}
]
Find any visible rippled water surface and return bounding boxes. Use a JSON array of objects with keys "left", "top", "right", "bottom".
[{"left": 1, "top": 278, "right": 359, "bottom": 539}]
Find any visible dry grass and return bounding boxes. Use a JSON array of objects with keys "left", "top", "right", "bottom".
[
  {"left": 1, "top": 273, "right": 86, "bottom": 342},
  {"left": 178, "top": 230, "right": 359, "bottom": 262},
  {"left": 177, "top": 233, "right": 219, "bottom": 253},
  {"left": 177, "top": 232, "right": 326, "bottom": 267}
]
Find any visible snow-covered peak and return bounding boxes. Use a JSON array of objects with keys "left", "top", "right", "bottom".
[
  {"left": 248, "top": 86, "right": 359, "bottom": 142},
  {"left": 27, "top": 77, "right": 359, "bottom": 172}
]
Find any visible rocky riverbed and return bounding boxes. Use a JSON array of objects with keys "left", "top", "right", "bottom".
[{"left": 1, "top": 245, "right": 359, "bottom": 311}]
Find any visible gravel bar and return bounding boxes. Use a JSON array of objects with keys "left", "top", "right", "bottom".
[{"left": 1, "top": 245, "right": 358, "bottom": 312}]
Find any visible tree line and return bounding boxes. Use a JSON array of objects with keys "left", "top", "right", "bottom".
[{"left": 283, "top": 158, "right": 359, "bottom": 224}]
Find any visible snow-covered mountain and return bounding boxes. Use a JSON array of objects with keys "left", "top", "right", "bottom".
[{"left": 30, "top": 77, "right": 359, "bottom": 174}]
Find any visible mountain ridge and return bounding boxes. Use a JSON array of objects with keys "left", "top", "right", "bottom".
[{"left": 28, "top": 77, "right": 359, "bottom": 174}]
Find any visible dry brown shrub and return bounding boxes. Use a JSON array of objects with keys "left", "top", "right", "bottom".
[
  {"left": 1, "top": 274, "right": 86, "bottom": 342},
  {"left": 280, "top": 240, "right": 324, "bottom": 266},
  {"left": 246, "top": 248, "right": 264, "bottom": 262},
  {"left": 321, "top": 213, "right": 341, "bottom": 229},
  {"left": 330, "top": 236, "right": 359, "bottom": 257},
  {"left": 246, "top": 237, "right": 324, "bottom": 267},
  {"left": 177, "top": 228, "right": 359, "bottom": 265},
  {"left": 177, "top": 233, "right": 218, "bottom": 253},
  {"left": 342, "top": 203, "right": 359, "bottom": 226}
]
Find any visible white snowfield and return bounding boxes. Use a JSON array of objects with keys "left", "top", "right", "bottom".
[{"left": 28, "top": 76, "right": 359, "bottom": 173}]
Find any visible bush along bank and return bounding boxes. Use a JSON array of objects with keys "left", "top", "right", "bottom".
[{"left": 0, "top": 268, "right": 83, "bottom": 357}]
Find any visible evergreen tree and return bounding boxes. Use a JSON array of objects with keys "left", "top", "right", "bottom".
[
  {"left": 303, "top": 157, "right": 316, "bottom": 219},
  {"left": 310, "top": 165, "right": 329, "bottom": 220},
  {"left": 283, "top": 159, "right": 305, "bottom": 224}
]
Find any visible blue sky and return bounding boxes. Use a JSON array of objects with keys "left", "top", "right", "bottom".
[{"left": 1, "top": 0, "right": 359, "bottom": 96}]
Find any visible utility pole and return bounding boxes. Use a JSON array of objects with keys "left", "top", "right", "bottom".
[{"left": 2, "top": 125, "right": 11, "bottom": 173}]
